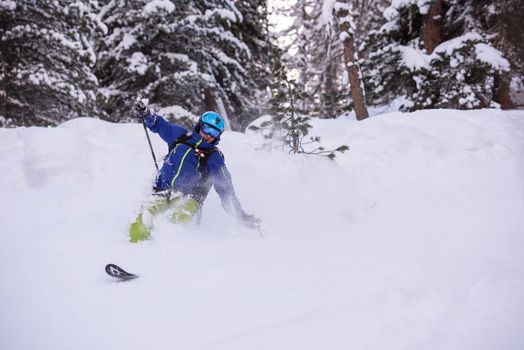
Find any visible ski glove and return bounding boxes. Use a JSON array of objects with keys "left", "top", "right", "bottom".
[
  {"left": 133, "top": 100, "right": 151, "bottom": 119},
  {"left": 133, "top": 100, "right": 157, "bottom": 127},
  {"left": 240, "top": 213, "right": 262, "bottom": 230}
]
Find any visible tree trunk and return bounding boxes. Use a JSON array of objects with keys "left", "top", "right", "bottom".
[
  {"left": 421, "top": 0, "right": 443, "bottom": 54},
  {"left": 204, "top": 87, "right": 231, "bottom": 130},
  {"left": 494, "top": 72, "right": 514, "bottom": 109},
  {"left": 343, "top": 38, "right": 369, "bottom": 120},
  {"left": 335, "top": 1, "right": 369, "bottom": 121},
  {"left": 204, "top": 88, "right": 218, "bottom": 112},
  {"left": 323, "top": 62, "right": 336, "bottom": 118}
]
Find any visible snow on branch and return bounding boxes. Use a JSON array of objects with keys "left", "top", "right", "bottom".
[{"left": 143, "top": 0, "right": 175, "bottom": 16}]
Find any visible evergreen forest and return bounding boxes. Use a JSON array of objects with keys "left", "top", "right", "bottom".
[{"left": 1, "top": 0, "right": 522, "bottom": 129}]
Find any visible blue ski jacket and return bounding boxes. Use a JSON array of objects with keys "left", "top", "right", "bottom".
[{"left": 144, "top": 113, "right": 247, "bottom": 219}]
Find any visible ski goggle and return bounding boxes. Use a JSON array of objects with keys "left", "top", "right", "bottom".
[{"left": 201, "top": 122, "right": 222, "bottom": 138}]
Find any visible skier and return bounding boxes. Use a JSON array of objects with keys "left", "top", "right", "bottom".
[{"left": 129, "top": 100, "right": 261, "bottom": 242}]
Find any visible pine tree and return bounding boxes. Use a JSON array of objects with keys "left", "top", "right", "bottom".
[
  {"left": 467, "top": 0, "right": 524, "bottom": 108},
  {"left": 277, "top": 0, "right": 314, "bottom": 100},
  {"left": 96, "top": 0, "right": 274, "bottom": 129},
  {"left": 226, "top": 0, "right": 275, "bottom": 129},
  {"left": 0, "top": 1, "right": 101, "bottom": 127},
  {"left": 363, "top": 0, "right": 512, "bottom": 111},
  {"left": 278, "top": 0, "right": 386, "bottom": 119},
  {"left": 310, "top": 0, "right": 383, "bottom": 118},
  {"left": 95, "top": 0, "right": 194, "bottom": 124},
  {"left": 308, "top": 0, "right": 347, "bottom": 118},
  {"left": 270, "top": 58, "right": 312, "bottom": 153}
]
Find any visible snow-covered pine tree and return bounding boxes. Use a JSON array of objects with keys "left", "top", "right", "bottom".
[
  {"left": 96, "top": 0, "right": 273, "bottom": 129},
  {"left": 226, "top": 0, "right": 275, "bottom": 129},
  {"left": 0, "top": 1, "right": 101, "bottom": 127},
  {"left": 189, "top": 0, "right": 274, "bottom": 129},
  {"left": 279, "top": 0, "right": 386, "bottom": 119},
  {"left": 363, "top": 0, "right": 511, "bottom": 111},
  {"left": 277, "top": 0, "right": 314, "bottom": 104},
  {"left": 95, "top": 0, "right": 196, "bottom": 125},
  {"left": 462, "top": 0, "right": 524, "bottom": 108},
  {"left": 307, "top": 0, "right": 347, "bottom": 119},
  {"left": 275, "top": 0, "right": 346, "bottom": 118}
]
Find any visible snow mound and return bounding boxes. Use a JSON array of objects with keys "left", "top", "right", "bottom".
[
  {"left": 1, "top": 109, "right": 524, "bottom": 350},
  {"left": 22, "top": 126, "right": 89, "bottom": 188}
]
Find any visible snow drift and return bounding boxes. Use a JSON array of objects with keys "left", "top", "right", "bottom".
[{"left": 0, "top": 109, "right": 523, "bottom": 350}]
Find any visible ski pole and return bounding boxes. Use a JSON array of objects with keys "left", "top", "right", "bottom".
[
  {"left": 135, "top": 95, "right": 159, "bottom": 172},
  {"left": 142, "top": 120, "right": 159, "bottom": 172}
]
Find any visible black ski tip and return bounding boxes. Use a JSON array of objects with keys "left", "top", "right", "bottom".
[{"left": 105, "top": 263, "right": 139, "bottom": 281}]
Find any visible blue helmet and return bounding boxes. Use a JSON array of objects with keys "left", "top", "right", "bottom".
[{"left": 199, "top": 111, "right": 225, "bottom": 137}]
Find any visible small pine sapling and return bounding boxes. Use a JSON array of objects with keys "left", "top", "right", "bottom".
[{"left": 250, "top": 54, "right": 349, "bottom": 159}]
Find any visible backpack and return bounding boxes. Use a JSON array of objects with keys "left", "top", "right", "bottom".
[
  {"left": 166, "top": 131, "right": 219, "bottom": 172},
  {"left": 163, "top": 131, "right": 220, "bottom": 204}
]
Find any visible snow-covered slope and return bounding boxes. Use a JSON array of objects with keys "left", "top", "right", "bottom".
[{"left": 1, "top": 109, "right": 523, "bottom": 350}]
